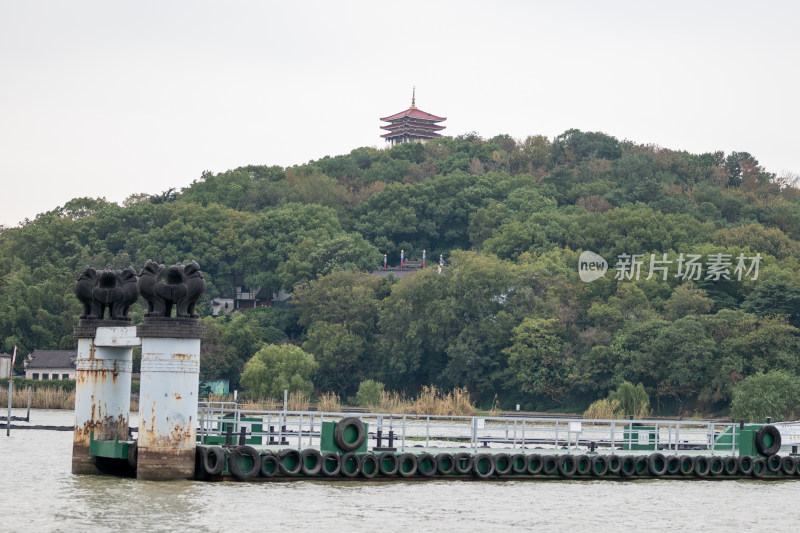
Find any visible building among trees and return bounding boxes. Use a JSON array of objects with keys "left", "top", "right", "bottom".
[{"left": 380, "top": 88, "right": 446, "bottom": 146}]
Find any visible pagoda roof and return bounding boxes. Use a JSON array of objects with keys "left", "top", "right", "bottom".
[
  {"left": 380, "top": 107, "right": 446, "bottom": 122},
  {"left": 381, "top": 122, "right": 446, "bottom": 132},
  {"left": 381, "top": 130, "right": 443, "bottom": 139}
]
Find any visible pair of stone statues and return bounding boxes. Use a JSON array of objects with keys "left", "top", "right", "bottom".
[{"left": 76, "top": 260, "right": 206, "bottom": 320}]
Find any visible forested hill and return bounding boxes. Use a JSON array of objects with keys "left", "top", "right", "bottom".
[{"left": 3, "top": 129, "right": 800, "bottom": 415}]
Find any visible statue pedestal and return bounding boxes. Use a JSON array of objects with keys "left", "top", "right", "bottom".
[
  {"left": 71, "top": 322, "right": 138, "bottom": 475},
  {"left": 136, "top": 319, "right": 203, "bottom": 481}
]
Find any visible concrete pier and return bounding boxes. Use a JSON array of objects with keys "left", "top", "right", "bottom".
[
  {"left": 137, "top": 318, "right": 204, "bottom": 481},
  {"left": 72, "top": 322, "right": 138, "bottom": 475}
]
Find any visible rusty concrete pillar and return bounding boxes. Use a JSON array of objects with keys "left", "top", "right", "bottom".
[
  {"left": 72, "top": 322, "right": 138, "bottom": 475},
  {"left": 136, "top": 318, "right": 204, "bottom": 481}
]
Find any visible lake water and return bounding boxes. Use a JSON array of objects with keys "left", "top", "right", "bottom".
[{"left": 2, "top": 409, "right": 800, "bottom": 532}]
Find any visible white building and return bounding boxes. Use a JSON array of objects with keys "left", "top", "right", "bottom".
[{"left": 24, "top": 350, "right": 77, "bottom": 380}]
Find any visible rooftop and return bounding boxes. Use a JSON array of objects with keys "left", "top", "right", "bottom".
[{"left": 25, "top": 349, "right": 77, "bottom": 369}]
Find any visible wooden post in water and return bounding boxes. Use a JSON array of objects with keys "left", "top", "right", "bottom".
[
  {"left": 6, "top": 379, "right": 12, "bottom": 436},
  {"left": 26, "top": 386, "right": 31, "bottom": 422}
]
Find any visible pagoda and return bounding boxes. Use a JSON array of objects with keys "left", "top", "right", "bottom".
[{"left": 380, "top": 88, "right": 446, "bottom": 146}]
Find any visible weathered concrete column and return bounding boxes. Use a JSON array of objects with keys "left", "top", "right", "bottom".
[
  {"left": 72, "top": 321, "right": 139, "bottom": 475},
  {"left": 137, "top": 318, "right": 204, "bottom": 481}
]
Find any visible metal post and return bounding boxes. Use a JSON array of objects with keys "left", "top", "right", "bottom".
[
  {"left": 6, "top": 379, "right": 12, "bottom": 436},
  {"left": 26, "top": 386, "right": 31, "bottom": 422}
]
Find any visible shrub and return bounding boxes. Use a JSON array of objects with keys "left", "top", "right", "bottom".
[
  {"left": 355, "top": 379, "right": 384, "bottom": 408},
  {"left": 730, "top": 371, "right": 800, "bottom": 422}
]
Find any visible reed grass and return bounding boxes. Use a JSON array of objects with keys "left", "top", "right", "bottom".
[
  {"left": 316, "top": 391, "right": 341, "bottom": 413},
  {"left": 0, "top": 385, "right": 76, "bottom": 410},
  {"left": 373, "top": 386, "right": 478, "bottom": 416},
  {"left": 583, "top": 397, "right": 621, "bottom": 420}
]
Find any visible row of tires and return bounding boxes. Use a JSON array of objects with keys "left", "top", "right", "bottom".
[{"left": 198, "top": 446, "right": 800, "bottom": 480}]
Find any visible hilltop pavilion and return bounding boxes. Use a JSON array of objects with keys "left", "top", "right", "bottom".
[{"left": 380, "top": 88, "right": 446, "bottom": 146}]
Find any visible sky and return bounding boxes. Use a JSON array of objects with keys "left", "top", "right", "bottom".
[{"left": 1, "top": 1, "right": 799, "bottom": 227}]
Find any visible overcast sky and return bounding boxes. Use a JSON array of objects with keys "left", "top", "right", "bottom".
[{"left": 1, "top": 1, "right": 798, "bottom": 227}]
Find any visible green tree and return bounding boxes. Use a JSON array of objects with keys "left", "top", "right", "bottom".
[
  {"left": 504, "top": 318, "right": 568, "bottom": 403},
  {"left": 240, "top": 344, "right": 318, "bottom": 400},
  {"left": 730, "top": 371, "right": 800, "bottom": 422}
]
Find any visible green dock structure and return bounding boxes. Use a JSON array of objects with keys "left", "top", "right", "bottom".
[{"left": 174, "top": 402, "right": 800, "bottom": 481}]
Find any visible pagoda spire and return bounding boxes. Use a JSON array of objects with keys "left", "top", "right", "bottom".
[{"left": 411, "top": 86, "right": 417, "bottom": 109}]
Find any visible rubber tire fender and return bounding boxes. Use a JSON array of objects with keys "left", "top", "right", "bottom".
[
  {"left": 300, "top": 448, "right": 322, "bottom": 476},
  {"left": 340, "top": 452, "right": 361, "bottom": 478},
  {"left": 127, "top": 441, "right": 138, "bottom": 470},
  {"left": 693, "top": 456, "right": 710, "bottom": 478},
  {"left": 575, "top": 455, "right": 592, "bottom": 476},
  {"left": 527, "top": 454, "right": 544, "bottom": 475},
  {"left": 678, "top": 455, "right": 695, "bottom": 476},
  {"left": 334, "top": 417, "right": 367, "bottom": 452},
  {"left": 723, "top": 456, "right": 739, "bottom": 476},
  {"left": 665, "top": 455, "right": 681, "bottom": 476},
  {"left": 435, "top": 453, "right": 456, "bottom": 475},
  {"left": 708, "top": 456, "right": 725, "bottom": 476},
  {"left": 494, "top": 453, "right": 513, "bottom": 476},
  {"left": 619, "top": 455, "right": 637, "bottom": 477},
  {"left": 203, "top": 445, "right": 226, "bottom": 475},
  {"left": 261, "top": 454, "right": 279, "bottom": 477},
  {"left": 634, "top": 455, "right": 649, "bottom": 475},
  {"left": 557, "top": 455, "right": 577, "bottom": 478},
  {"left": 511, "top": 454, "right": 527, "bottom": 474},
  {"left": 320, "top": 451, "right": 341, "bottom": 477},
  {"left": 417, "top": 453, "right": 437, "bottom": 477},
  {"left": 472, "top": 453, "right": 495, "bottom": 479},
  {"left": 606, "top": 454, "right": 622, "bottom": 475},
  {"left": 397, "top": 453, "right": 418, "bottom": 478},
  {"left": 590, "top": 455, "right": 608, "bottom": 477},
  {"left": 378, "top": 452, "right": 399, "bottom": 476},
  {"left": 542, "top": 455, "right": 559, "bottom": 476},
  {"left": 229, "top": 445, "right": 261, "bottom": 479},
  {"left": 737, "top": 455, "right": 754, "bottom": 476},
  {"left": 453, "top": 452, "right": 473, "bottom": 475},
  {"left": 755, "top": 425, "right": 782, "bottom": 457},
  {"left": 781, "top": 455, "right": 797, "bottom": 476},
  {"left": 766, "top": 454, "right": 782, "bottom": 474},
  {"left": 361, "top": 453, "right": 379, "bottom": 478},
  {"left": 751, "top": 457, "right": 766, "bottom": 478},
  {"left": 278, "top": 448, "right": 302, "bottom": 476},
  {"left": 647, "top": 453, "right": 668, "bottom": 477}
]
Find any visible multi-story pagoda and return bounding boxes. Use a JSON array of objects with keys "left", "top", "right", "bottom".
[{"left": 380, "top": 88, "right": 446, "bottom": 146}]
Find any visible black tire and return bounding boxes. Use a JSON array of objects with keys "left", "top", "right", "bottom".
[
  {"left": 606, "top": 455, "right": 622, "bottom": 475},
  {"left": 679, "top": 455, "right": 695, "bottom": 476},
  {"left": 766, "top": 454, "right": 782, "bottom": 474},
  {"left": 542, "top": 455, "right": 559, "bottom": 476},
  {"left": 591, "top": 455, "right": 608, "bottom": 477},
  {"left": 723, "top": 456, "right": 739, "bottom": 476},
  {"left": 527, "top": 454, "right": 544, "bottom": 475},
  {"left": 511, "top": 454, "right": 527, "bottom": 474},
  {"left": 300, "top": 449, "right": 322, "bottom": 476},
  {"left": 454, "top": 452, "right": 473, "bottom": 475},
  {"left": 203, "top": 446, "right": 225, "bottom": 475},
  {"left": 127, "top": 441, "right": 138, "bottom": 470},
  {"left": 634, "top": 455, "right": 648, "bottom": 476},
  {"left": 229, "top": 445, "right": 261, "bottom": 479},
  {"left": 398, "top": 453, "right": 418, "bottom": 478},
  {"left": 378, "top": 452, "right": 399, "bottom": 476},
  {"left": 738, "top": 455, "right": 754, "bottom": 475},
  {"left": 472, "top": 453, "right": 495, "bottom": 479},
  {"left": 781, "top": 455, "right": 797, "bottom": 476},
  {"left": 665, "top": 455, "right": 681, "bottom": 476},
  {"left": 708, "top": 456, "right": 724, "bottom": 476},
  {"left": 435, "top": 453, "right": 456, "bottom": 475},
  {"left": 694, "top": 456, "right": 710, "bottom": 478},
  {"left": 620, "top": 455, "right": 636, "bottom": 477},
  {"left": 320, "top": 451, "right": 341, "bottom": 477},
  {"left": 340, "top": 452, "right": 361, "bottom": 478},
  {"left": 334, "top": 417, "right": 367, "bottom": 452},
  {"left": 494, "top": 453, "right": 512, "bottom": 476},
  {"left": 647, "top": 453, "right": 667, "bottom": 477},
  {"left": 261, "top": 454, "right": 279, "bottom": 477},
  {"left": 417, "top": 453, "right": 437, "bottom": 477},
  {"left": 557, "top": 455, "right": 577, "bottom": 478},
  {"left": 755, "top": 425, "right": 782, "bottom": 456},
  {"left": 752, "top": 457, "right": 766, "bottom": 478},
  {"left": 575, "top": 455, "right": 591, "bottom": 476},
  {"left": 361, "top": 453, "right": 379, "bottom": 478},
  {"left": 278, "top": 449, "right": 302, "bottom": 476}
]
